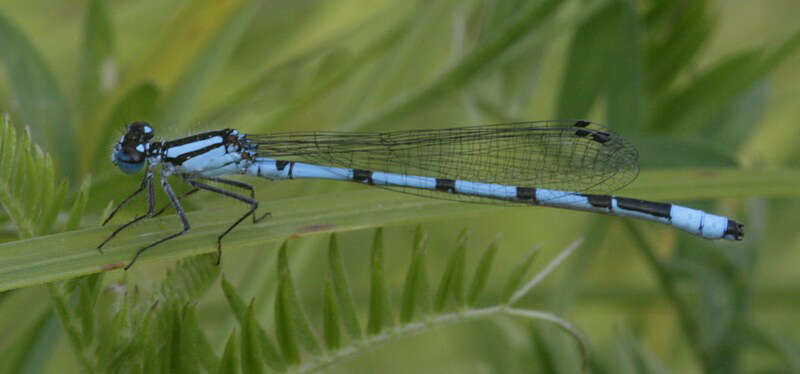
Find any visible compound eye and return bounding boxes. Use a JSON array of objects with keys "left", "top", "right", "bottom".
[{"left": 112, "top": 145, "right": 146, "bottom": 174}]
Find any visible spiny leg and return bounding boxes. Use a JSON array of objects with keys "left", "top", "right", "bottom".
[
  {"left": 186, "top": 179, "right": 259, "bottom": 265},
  {"left": 125, "top": 177, "right": 191, "bottom": 270},
  {"left": 102, "top": 171, "right": 151, "bottom": 226},
  {"left": 98, "top": 170, "right": 156, "bottom": 252},
  {"left": 195, "top": 176, "right": 271, "bottom": 223},
  {"left": 152, "top": 187, "right": 200, "bottom": 217}
]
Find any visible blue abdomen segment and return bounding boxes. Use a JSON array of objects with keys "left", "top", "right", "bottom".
[{"left": 243, "top": 158, "right": 742, "bottom": 241}]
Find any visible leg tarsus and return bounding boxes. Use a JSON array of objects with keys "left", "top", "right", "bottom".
[
  {"left": 98, "top": 171, "right": 156, "bottom": 252},
  {"left": 194, "top": 176, "right": 270, "bottom": 224},
  {"left": 153, "top": 187, "right": 199, "bottom": 217},
  {"left": 102, "top": 172, "right": 151, "bottom": 226},
  {"left": 124, "top": 175, "right": 191, "bottom": 269},
  {"left": 186, "top": 179, "right": 259, "bottom": 266}
]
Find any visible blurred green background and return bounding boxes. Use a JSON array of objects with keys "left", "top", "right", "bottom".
[{"left": 1, "top": 0, "right": 800, "bottom": 372}]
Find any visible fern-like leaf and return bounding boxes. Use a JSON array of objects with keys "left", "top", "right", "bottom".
[
  {"left": 156, "top": 254, "right": 220, "bottom": 304},
  {"left": 221, "top": 275, "right": 285, "bottom": 371},
  {"left": 367, "top": 228, "right": 394, "bottom": 335},
  {"left": 400, "top": 225, "right": 429, "bottom": 322},
  {"left": 0, "top": 117, "right": 86, "bottom": 238},
  {"left": 467, "top": 240, "right": 498, "bottom": 307},
  {"left": 242, "top": 301, "right": 265, "bottom": 374},
  {"left": 327, "top": 233, "right": 363, "bottom": 340},
  {"left": 219, "top": 329, "right": 239, "bottom": 374},
  {"left": 220, "top": 229, "right": 587, "bottom": 372}
]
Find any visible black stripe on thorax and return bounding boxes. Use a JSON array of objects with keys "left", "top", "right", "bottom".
[
  {"left": 162, "top": 129, "right": 238, "bottom": 165},
  {"left": 163, "top": 129, "right": 233, "bottom": 148},
  {"left": 164, "top": 142, "right": 225, "bottom": 165},
  {"left": 516, "top": 187, "right": 537, "bottom": 202},
  {"left": 353, "top": 169, "right": 374, "bottom": 184},
  {"left": 616, "top": 197, "right": 671, "bottom": 219},
  {"left": 435, "top": 178, "right": 456, "bottom": 193}
]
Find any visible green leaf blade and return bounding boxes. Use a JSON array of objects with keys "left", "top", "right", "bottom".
[
  {"left": 241, "top": 302, "right": 264, "bottom": 374},
  {"left": 327, "top": 233, "right": 363, "bottom": 340},
  {"left": 218, "top": 329, "right": 239, "bottom": 374},
  {"left": 322, "top": 275, "right": 341, "bottom": 351},
  {"left": 467, "top": 240, "right": 498, "bottom": 307},
  {"left": 78, "top": 0, "right": 115, "bottom": 121},
  {"left": 502, "top": 245, "right": 541, "bottom": 304},
  {"left": 0, "top": 12, "right": 75, "bottom": 170},
  {"left": 400, "top": 226, "right": 429, "bottom": 323},
  {"left": 367, "top": 228, "right": 394, "bottom": 335}
]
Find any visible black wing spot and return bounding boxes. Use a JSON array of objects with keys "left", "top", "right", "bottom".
[
  {"left": 591, "top": 131, "right": 611, "bottom": 144},
  {"left": 574, "top": 120, "right": 591, "bottom": 128},
  {"left": 574, "top": 129, "right": 591, "bottom": 138}
]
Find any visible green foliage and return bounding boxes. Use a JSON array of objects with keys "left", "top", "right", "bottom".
[
  {"left": 0, "top": 0, "right": 799, "bottom": 372},
  {"left": 216, "top": 231, "right": 587, "bottom": 372}
]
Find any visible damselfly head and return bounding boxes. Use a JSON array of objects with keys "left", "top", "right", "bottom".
[{"left": 112, "top": 121, "right": 154, "bottom": 174}]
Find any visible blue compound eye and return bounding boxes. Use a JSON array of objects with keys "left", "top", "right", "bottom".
[
  {"left": 112, "top": 145, "right": 146, "bottom": 174},
  {"left": 111, "top": 122, "right": 154, "bottom": 174}
]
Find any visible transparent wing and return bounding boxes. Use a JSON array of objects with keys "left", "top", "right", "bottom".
[{"left": 244, "top": 120, "right": 639, "bottom": 202}]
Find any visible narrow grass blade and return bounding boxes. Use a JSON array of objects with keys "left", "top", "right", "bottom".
[
  {"left": 156, "top": 254, "right": 220, "bottom": 305},
  {"left": 66, "top": 177, "right": 92, "bottom": 231},
  {"left": 276, "top": 242, "right": 321, "bottom": 356},
  {"left": 467, "top": 240, "right": 498, "bottom": 307},
  {"left": 77, "top": 274, "right": 103, "bottom": 345},
  {"left": 322, "top": 275, "right": 341, "bottom": 351},
  {"left": 506, "top": 308, "right": 590, "bottom": 369},
  {"left": 434, "top": 231, "right": 468, "bottom": 312},
  {"left": 501, "top": 244, "right": 542, "bottom": 304},
  {"left": 241, "top": 301, "right": 264, "bottom": 374},
  {"left": 509, "top": 239, "right": 582, "bottom": 305},
  {"left": 221, "top": 276, "right": 247, "bottom": 321},
  {"left": 367, "top": 228, "right": 394, "bottom": 335},
  {"left": 181, "top": 304, "right": 219, "bottom": 372},
  {"left": 3, "top": 310, "right": 60, "bottom": 374},
  {"left": 0, "top": 13, "right": 74, "bottom": 169},
  {"left": 157, "top": 0, "right": 263, "bottom": 130},
  {"left": 327, "top": 233, "right": 362, "bottom": 340},
  {"left": 556, "top": 1, "right": 622, "bottom": 119},
  {"left": 218, "top": 329, "right": 239, "bottom": 374},
  {"left": 176, "top": 305, "right": 201, "bottom": 374},
  {"left": 220, "top": 276, "right": 285, "bottom": 371},
  {"left": 78, "top": 0, "right": 114, "bottom": 120},
  {"left": 343, "top": 0, "right": 562, "bottom": 131},
  {"left": 400, "top": 226, "right": 429, "bottom": 322}
]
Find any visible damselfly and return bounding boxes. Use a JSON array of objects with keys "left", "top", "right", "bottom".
[{"left": 99, "top": 120, "right": 743, "bottom": 269}]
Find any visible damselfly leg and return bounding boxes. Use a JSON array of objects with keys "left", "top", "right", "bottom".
[
  {"left": 98, "top": 168, "right": 155, "bottom": 252},
  {"left": 152, "top": 187, "right": 199, "bottom": 217},
  {"left": 185, "top": 177, "right": 270, "bottom": 264},
  {"left": 124, "top": 176, "right": 191, "bottom": 270},
  {"left": 102, "top": 171, "right": 271, "bottom": 268}
]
